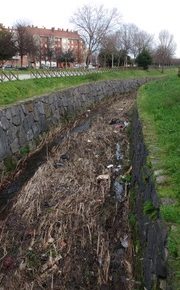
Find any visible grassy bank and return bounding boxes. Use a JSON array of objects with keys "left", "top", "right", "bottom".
[
  {"left": 0, "top": 68, "right": 174, "bottom": 107},
  {"left": 137, "top": 75, "right": 180, "bottom": 288}
]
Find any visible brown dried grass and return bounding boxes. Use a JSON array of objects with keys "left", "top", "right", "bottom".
[{"left": 0, "top": 95, "right": 135, "bottom": 289}]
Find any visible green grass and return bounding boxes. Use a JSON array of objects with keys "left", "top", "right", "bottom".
[
  {"left": 0, "top": 68, "right": 173, "bottom": 107},
  {"left": 143, "top": 200, "right": 159, "bottom": 220},
  {"left": 137, "top": 74, "right": 180, "bottom": 289}
]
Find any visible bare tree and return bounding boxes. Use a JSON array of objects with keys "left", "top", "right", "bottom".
[
  {"left": 131, "top": 28, "right": 153, "bottom": 59},
  {"left": 154, "top": 30, "right": 176, "bottom": 72},
  {"left": 114, "top": 30, "right": 124, "bottom": 66},
  {"left": 116, "top": 23, "right": 153, "bottom": 65},
  {"left": 116, "top": 24, "right": 137, "bottom": 66},
  {"left": 14, "top": 22, "right": 37, "bottom": 67},
  {"left": 70, "top": 4, "right": 120, "bottom": 66},
  {"left": 33, "top": 34, "right": 42, "bottom": 67},
  {"left": 100, "top": 34, "right": 117, "bottom": 67},
  {"left": 46, "top": 36, "right": 55, "bottom": 67}
]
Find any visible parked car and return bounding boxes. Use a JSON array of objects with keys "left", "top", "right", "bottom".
[
  {"left": 88, "top": 64, "right": 96, "bottom": 69},
  {"left": 39, "top": 64, "right": 50, "bottom": 69},
  {"left": 17, "top": 66, "right": 28, "bottom": 70},
  {"left": 2, "top": 64, "right": 14, "bottom": 70}
]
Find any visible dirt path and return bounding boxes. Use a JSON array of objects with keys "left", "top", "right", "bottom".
[{"left": 0, "top": 94, "right": 136, "bottom": 290}]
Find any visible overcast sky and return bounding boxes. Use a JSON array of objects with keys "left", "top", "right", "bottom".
[{"left": 1, "top": 0, "right": 180, "bottom": 57}]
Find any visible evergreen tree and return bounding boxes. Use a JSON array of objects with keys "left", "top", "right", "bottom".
[{"left": 136, "top": 49, "right": 152, "bottom": 70}]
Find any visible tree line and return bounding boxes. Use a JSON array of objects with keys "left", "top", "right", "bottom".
[
  {"left": 70, "top": 5, "right": 177, "bottom": 70},
  {"left": 0, "top": 4, "right": 177, "bottom": 70}
]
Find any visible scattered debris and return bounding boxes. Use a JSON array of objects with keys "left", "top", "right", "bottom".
[
  {"left": 115, "top": 123, "right": 124, "bottom": 129},
  {"left": 124, "top": 121, "right": 129, "bottom": 127},
  {"left": 113, "top": 130, "right": 119, "bottom": 133},
  {"left": 47, "top": 237, "right": 54, "bottom": 244},
  {"left": 125, "top": 166, "right": 132, "bottom": 175},
  {"left": 113, "top": 167, "right": 121, "bottom": 173},
  {"left": 19, "top": 260, "right": 26, "bottom": 271},
  {"left": 120, "top": 235, "right": 129, "bottom": 248},
  {"left": 107, "top": 164, "right": 114, "bottom": 169},
  {"left": 116, "top": 143, "right": 123, "bottom": 161},
  {"left": 97, "top": 174, "right": 110, "bottom": 181},
  {"left": 98, "top": 256, "right": 103, "bottom": 267},
  {"left": 109, "top": 119, "right": 124, "bottom": 125},
  {"left": 114, "top": 180, "right": 124, "bottom": 201},
  {"left": 2, "top": 256, "right": 15, "bottom": 270},
  {"left": 54, "top": 152, "right": 70, "bottom": 168},
  {"left": 109, "top": 119, "right": 129, "bottom": 129},
  {"left": 60, "top": 153, "right": 70, "bottom": 161},
  {"left": 53, "top": 162, "right": 64, "bottom": 168}
]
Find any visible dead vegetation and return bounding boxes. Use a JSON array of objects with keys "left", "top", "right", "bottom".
[{"left": 0, "top": 95, "right": 135, "bottom": 290}]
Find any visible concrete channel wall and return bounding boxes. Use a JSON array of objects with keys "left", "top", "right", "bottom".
[{"left": 0, "top": 78, "right": 148, "bottom": 162}]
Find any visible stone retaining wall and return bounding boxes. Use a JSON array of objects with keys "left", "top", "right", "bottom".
[
  {"left": 131, "top": 109, "right": 168, "bottom": 290},
  {"left": 0, "top": 78, "right": 148, "bottom": 162}
]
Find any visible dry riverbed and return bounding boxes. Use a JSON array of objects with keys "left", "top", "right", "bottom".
[{"left": 0, "top": 94, "right": 137, "bottom": 290}]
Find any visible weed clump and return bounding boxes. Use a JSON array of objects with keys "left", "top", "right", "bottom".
[{"left": 143, "top": 200, "right": 159, "bottom": 220}]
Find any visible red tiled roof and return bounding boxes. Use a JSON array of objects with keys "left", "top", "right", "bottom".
[{"left": 27, "top": 26, "right": 81, "bottom": 40}]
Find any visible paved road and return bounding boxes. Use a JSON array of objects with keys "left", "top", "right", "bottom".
[{"left": 19, "top": 74, "right": 32, "bottom": 80}]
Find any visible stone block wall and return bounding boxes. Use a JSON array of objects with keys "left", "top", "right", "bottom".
[{"left": 131, "top": 109, "right": 168, "bottom": 290}]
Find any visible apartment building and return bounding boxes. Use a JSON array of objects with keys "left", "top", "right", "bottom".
[
  {"left": 29, "top": 26, "right": 85, "bottom": 67},
  {"left": 6, "top": 25, "right": 85, "bottom": 68}
]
